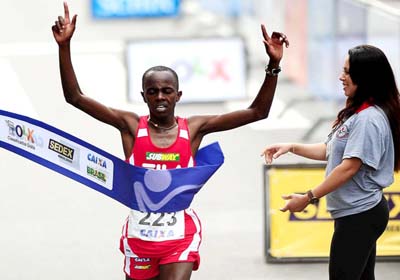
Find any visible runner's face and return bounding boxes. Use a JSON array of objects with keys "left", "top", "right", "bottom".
[
  {"left": 339, "top": 56, "right": 358, "bottom": 98},
  {"left": 142, "top": 71, "right": 182, "bottom": 117}
]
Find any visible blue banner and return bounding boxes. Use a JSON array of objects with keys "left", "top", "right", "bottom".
[
  {"left": 92, "top": 0, "right": 180, "bottom": 18},
  {"left": 0, "top": 109, "right": 224, "bottom": 212}
]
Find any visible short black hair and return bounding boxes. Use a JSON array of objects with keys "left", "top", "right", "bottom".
[{"left": 142, "top": 65, "right": 179, "bottom": 90}]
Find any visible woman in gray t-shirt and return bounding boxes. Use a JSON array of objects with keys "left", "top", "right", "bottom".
[{"left": 262, "top": 45, "right": 400, "bottom": 279}]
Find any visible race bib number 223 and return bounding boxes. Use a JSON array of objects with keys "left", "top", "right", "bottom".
[{"left": 128, "top": 210, "right": 185, "bottom": 242}]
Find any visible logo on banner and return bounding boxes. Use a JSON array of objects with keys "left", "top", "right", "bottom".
[
  {"left": 288, "top": 192, "right": 400, "bottom": 223},
  {"left": 49, "top": 139, "right": 74, "bottom": 160},
  {"left": 87, "top": 153, "right": 108, "bottom": 168},
  {"left": 172, "top": 59, "right": 230, "bottom": 83},
  {"left": 133, "top": 169, "right": 202, "bottom": 212},
  {"left": 5, "top": 119, "right": 44, "bottom": 150},
  {"left": 87, "top": 166, "right": 107, "bottom": 182},
  {"left": 1, "top": 110, "right": 223, "bottom": 212},
  {"left": 86, "top": 152, "right": 109, "bottom": 184},
  {"left": 386, "top": 192, "right": 400, "bottom": 232},
  {"left": 48, "top": 138, "right": 80, "bottom": 169}
]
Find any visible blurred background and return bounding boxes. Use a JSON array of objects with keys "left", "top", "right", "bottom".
[{"left": 0, "top": 0, "right": 399, "bottom": 279}]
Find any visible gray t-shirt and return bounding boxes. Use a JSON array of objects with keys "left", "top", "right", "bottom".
[{"left": 325, "top": 105, "right": 394, "bottom": 219}]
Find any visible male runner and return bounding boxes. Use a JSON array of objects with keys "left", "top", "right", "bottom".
[{"left": 52, "top": 2, "right": 289, "bottom": 279}]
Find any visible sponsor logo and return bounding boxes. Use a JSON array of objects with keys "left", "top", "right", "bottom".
[
  {"left": 387, "top": 192, "right": 400, "bottom": 220},
  {"left": 289, "top": 201, "right": 331, "bottom": 221},
  {"left": 86, "top": 152, "right": 109, "bottom": 184},
  {"left": 134, "top": 265, "right": 152, "bottom": 270},
  {"left": 140, "top": 229, "right": 175, "bottom": 239},
  {"left": 145, "top": 152, "right": 180, "bottom": 162},
  {"left": 288, "top": 192, "right": 400, "bottom": 221},
  {"left": 48, "top": 139, "right": 74, "bottom": 161},
  {"left": 336, "top": 125, "right": 349, "bottom": 138},
  {"left": 5, "top": 120, "right": 44, "bottom": 150},
  {"left": 86, "top": 166, "right": 106, "bottom": 182},
  {"left": 386, "top": 225, "right": 400, "bottom": 232},
  {"left": 87, "top": 153, "right": 107, "bottom": 168},
  {"left": 134, "top": 257, "right": 150, "bottom": 263},
  {"left": 48, "top": 138, "right": 80, "bottom": 169}
]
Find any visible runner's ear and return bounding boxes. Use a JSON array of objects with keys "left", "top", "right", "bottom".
[
  {"left": 176, "top": 91, "right": 182, "bottom": 102},
  {"left": 141, "top": 91, "right": 147, "bottom": 103}
]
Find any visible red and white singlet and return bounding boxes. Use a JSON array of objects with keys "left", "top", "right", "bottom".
[{"left": 120, "top": 116, "right": 202, "bottom": 269}]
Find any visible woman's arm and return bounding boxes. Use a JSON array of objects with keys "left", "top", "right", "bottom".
[
  {"left": 261, "top": 142, "right": 327, "bottom": 164},
  {"left": 280, "top": 158, "right": 362, "bottom": 212}
]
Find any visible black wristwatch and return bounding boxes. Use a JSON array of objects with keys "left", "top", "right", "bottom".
[
  {"left": 306, "top": 190, "right": 319, "bottom": 205},
  {"left": 265, "top": 66, "right": 281, "bottom": 76}
]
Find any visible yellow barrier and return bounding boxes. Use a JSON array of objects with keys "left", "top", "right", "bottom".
[{"left": 263, "top": 164, "right": 400, "bottom": 262}]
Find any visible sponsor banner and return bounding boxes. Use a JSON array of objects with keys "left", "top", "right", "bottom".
[
  {"left": 264, "top": 165, "right": 400, "bottom": 261},
  {"left": 127, "top": 37, "right": 246, "bottom": 103},
  {"left": 0, "top": 109, "right": 224, "bottom": 212},
  {"left": 92, "top": 0, "right": 180, "bottom": 18},
  {"left": 1, "top": 112, "right": 114, "bottom": 190}
]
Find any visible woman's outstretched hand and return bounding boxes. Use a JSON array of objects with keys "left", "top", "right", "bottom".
[{"left": 261, "top": 143, "right": 292, "bottom": 164}]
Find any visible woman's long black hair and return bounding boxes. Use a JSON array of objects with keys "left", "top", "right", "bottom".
[{"left": 334, "top": 45, "right": 400, "bottom": 171}]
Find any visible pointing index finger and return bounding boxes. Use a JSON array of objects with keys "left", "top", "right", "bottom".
[
  {"left": 64, "top": 1, "right": 70, "bottom": 21},
  {"left": 261, "top": 24, "right": 270, "bottom": 42}
]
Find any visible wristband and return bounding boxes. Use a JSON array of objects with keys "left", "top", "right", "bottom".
[{"left": 265, "top": 65, "right": 281, "bottom": 76}]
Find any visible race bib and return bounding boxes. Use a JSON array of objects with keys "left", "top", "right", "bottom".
[{"left": 128, "top": 210, "right": 185, "bottom": 242}]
